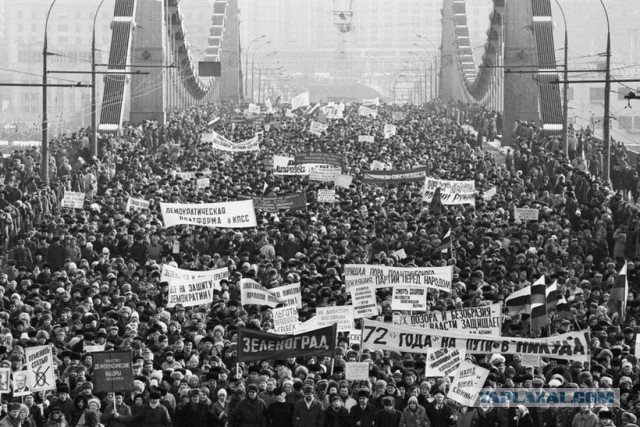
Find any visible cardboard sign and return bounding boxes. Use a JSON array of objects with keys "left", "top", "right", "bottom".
[
  {"left": 370, "top": 160, "right": 385, "bottom": 171},
  {"left": 92, "top": 351, "right": 134, "bottom": 393},
  {"left": 163, "top": 266, "right": 229, "bottom": 308},
  {"left": 514, "top": 208, "right": 539, "bottom": 221},
  {"left": 425, "top": 348, "right": 466, "bottom": 377},
  {"left": 316, "top": 306, "right": 355, "bottom": 332},
  {"left": 521, "top": 354, "right": 541, "bottom": 368},
  {"left": 358, "top": 105, "right": 378, "bottom": 118},
  {"left": 126, "top": 197, "right": 149, "bottom": 212},
  {"left": 240, "top": 278, "right": 282, "bottom": 307},
  {"left": 0, "top": 368, "right": 9, "bottom": 393},
  {"left": 196, "top": 178, "right": 210, "bottom": 189},
  {"left": 25, "top": 345, "right": 55, "bottom": 392},
  {"left": 272, "top": 306, "right": 300, "bottom": 335},
  {"left": 309, "top": 121, "right": 329, "bottom": 136},
  {"left": 482, "top": 187, "right": 497, "bottom": 199},
  {"left": 349, "top": 329, "right": 362, "bottom": 346},
  {"left": 12, "top": 370, "right": 31, "bottom": 396},
  {"left": 393, "top": 249, "right": 407, "bottom": 260},
  {"left": 358, "top": 135, "right": 375, "bottom": 143},
  {"left": 317, "top": 189, "right": 336, "bottom": 203},
  {"left": 391, "top": 287, "right": 427, "bottom": 311},
  {"left": 335, "top": 174, "right": 353, "bottom": 189},
  {"left": 345, "top": 362, "right": 370, "bottom": 380},
  {"left": 270, "top": 283, "right": 302, "bottom": 308},
  {"left": 392, "top": 112, "right": 405, "bottom": 121},
  {"left": 273, "top": 155, "right": 310, "bottom": 176},
  {"left": 384, "top": 124, "right": 397, "bottom": 139},
  {"left": 447, "top": 361, "right": 490, "bottom": 406},
  {"left": 350, "top": 283, "right": 378, "bottom": 319},
  {"left": 61, "top": 192, "right": 85, "bottom": 209}
]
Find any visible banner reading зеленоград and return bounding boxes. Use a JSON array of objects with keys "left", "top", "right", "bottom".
[{"left": 236, "top": 325, "right": 337, "bottom": 362}]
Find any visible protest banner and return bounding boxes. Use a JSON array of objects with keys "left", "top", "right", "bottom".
[
  {"left": 362, "top": 97, "right": 380, "bottom": 106},
  {"left": 335, "top": 174, "right": 353, "bottom": 188},
  {"left": 61, "top": 192, "right": 85, "bottom": 209},
  {"left": 344, "top": 264, "right": 452, "bottom": 293},
  {"left": 237, "top": 324, "right": 337, "bottom": 362},
  {"left": 423, "top": 178, "right": 476, "bottom": 205},
  {"left": 196, "top": 178, "right": 210, "bottom": 189},
  {"left": 425, "top": 347, "right": 466, "bottom": 377},
  {"left": 176, "top": 170, "right": 212, "bottom": 180},
  {"left": 92, "top": 351, "right": 134, "bottom": 393},
  {"left": 447, "top": 361, "right": 490, "bottom": 406},
  {"left": 162, "top": 265, "right": 229, "bottom": 307},
  {"left": 202, "top": 130, "right": 261, "bottom": 152},
  {"left": 317, "top": 189, "right": 336, "bottom": 203},
  {"left": 295, "top": 152, "right": 343, "bottom": 167},
  {"left": 345, "top": 362, "right": 370, "bottom": 380},
  {"left": 125, "top": 197, "right": 149, "bottom": 212},
  {"left": 240, "top": 279, "right": 282, "bottom": 307},
  {"left": 83, "top": 345, "right": 106, "bottom": 353},
  {"left": 358, "top": 105, "right": 378, "bottom": 118},
  {"left": 363, "top": 166, "right": 429, "bottom": 184},
  {"left": 384, "top": 123, "right": 397, "bottom": 139},
  {"left": 392, "top": 303, "right": 502, "bottom": 336},
  {"left": 350, "top": 283, "right": 378, "bottom": 319},
  {"left": 291, "top": 91, "right": 310, "bottom": 110},
  {"left": 391, "top": 287, "right": 427, "bottom": 311},
  {"left": 295, "top": 316, "right": 320, "bottom": 334},
  {"left": 273, "top": 155, "right": 310, "bottom": 175},
  {"left": 361, "top": 319, "right": 590, "bottom": 362},
  {"left": 270, "top": 282, "right": 302, "bottom": 308},
  {"left": 514, "top": 207, "right": 539, "bottom": 221},
  {"left": 0, "top": 368, "right": 9, "bottom": 393},
  {"left": 272, "top": 306, "right": 300, "bottom": 335},
  {"left": 370, "top": 160, "right": 385, "bottom": 171},
  {"left": 309, "top": 121, "right": 329, "bottom": 136},
  {"left": 160, "top": 200, "right": 257, "bottom": 228},
  {"left": 392, "top": 112, "right": 405, "bottom": 121},
  {"left": 25, "top": 345, "right": 55, "bottom": 392},
  {"left": 309, "top": 165, "right": 341, "bottom": 182},
  {"left": 316, "top": 306, "right": 355, "bottom": 332},
  {"left": 254, "top": 194, "right": 307, "bottom": 212},
  {"left": 358, "top": 135, "right": 375, "bottom": 143}
]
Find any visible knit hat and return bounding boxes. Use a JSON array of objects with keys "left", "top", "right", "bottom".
[{"left": 88, "top": 398, "right": 101, "bottom": 410}]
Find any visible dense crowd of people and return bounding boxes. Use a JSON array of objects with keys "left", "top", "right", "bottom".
[{"left": 0, "top": 98, "right": 638, "bottom": 427}]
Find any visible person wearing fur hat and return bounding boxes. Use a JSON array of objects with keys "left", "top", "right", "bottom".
[
  {"left": 1, "top": 402, "right": 22, "bottom": 427},
  {"left": 131, "top": 390, "right": 171, "bottom": 427},
  {"left": 400, "top": 396, "right": 428, "bottom": 427},
  {"left": 174, "top": 388, "right": 209, "bottom": 427},
  {"left": 349, "top": 390, "right": 376, "bottom": 427},
  {"left": 46, "top": 383, "right": 75, "bottom": 422},
  {"left": 230, "top": 384, "right": 266, "bottom": 427},
  {"left": 293, "top": 385, "right": 324, "bottom": 427},
  {"left": 265, "top": 386, "right": 294, "bottom": 427},
  {"left": 101, "top": 392, "right": 132, "bottom": 427}
]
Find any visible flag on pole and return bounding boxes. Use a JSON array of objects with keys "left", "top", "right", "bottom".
[
  {"left": 555, "top": 294, "right": 574, "bottom": 322},
  {"left": 530, "top": 276, "right": 548, "bottom": 333},
  {"left": 546, "top": 280, "right": 558, "bottom": 312},
  {"left": 436, "top": 229, "right": 451, "bottom": 253},
  {"left": 505, "top": 284, "right": 531, "bottom": 315},
  {"left": 608, "top": 262, "right": 628, "bottom": 322}
]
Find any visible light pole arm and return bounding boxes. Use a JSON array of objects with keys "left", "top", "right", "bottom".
[
  {"left": 42, "top": 0, "right": 58, "bottom": 186},
  {"left": 91, "top": 0, "right": 107, "bottom": 158}
]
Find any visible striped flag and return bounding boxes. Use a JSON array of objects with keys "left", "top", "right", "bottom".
[
  {"left": 607, "top": 262, "right": 628, "bottom": 322},
  {"left": 505, "top": 284, "right": 531, "bottom": 315},
  {"left": 546, "top": 281, "right": 558, "bottom": 312},
  {"left": 530, "top": 276, "right": 548, "bottom": 333},
  {"left": 436, "top": 229, "right": 452, "bottom": 253}
]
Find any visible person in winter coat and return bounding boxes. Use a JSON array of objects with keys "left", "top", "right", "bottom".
[
  {"left": 129, "top": 395, "right": 146, "bottom": 427},
  {"left": 349, "top": 391, "right": 376, "bottom": 427},
  {"left": 211, "top": 388, "right": 230, "bottom": 427},
  {"left": 571, "top": 407, "right": 599, "bottom": 427},
  {"left": 174, "top": 389, "right": 209, "bottom": 427},
  {"left": 425, "top": 391, "right": 453, "bottom": 427},
  {"left": 101, "top": 392, "right": 132, "bottom": 427},
  {"left": 265, "top": 387, "right": 294, "bottom": 427},
  {"left": 324, "top": 394, "right": 349, "bottom": 427},
  {"left": 375, "top": 397, "right": 402, "bottom": 427},
  {"left": 132, "top": 391, "right": 172, "bottom": 427},
  {"left": 230, "top": 384, "right": 266, "bottom": 427},
  {"left": 44, "top": 406, "right": 70, "bottom": 427},
  {"left": 514, "top": 406, "right": 534, "bottom": 427},
  {"left": 400, "top": 397, "right": 429, "bottom": 427},
  {"left": 455, "top": 406, "right": 478, "bottom": 427},
  {"left": 293, "top": 385, "right": 324, "bottom": 427}
]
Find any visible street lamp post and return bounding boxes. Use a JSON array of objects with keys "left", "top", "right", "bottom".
[
  {"left": 555, "top": 0, "right": 569, "bottom": 157},
  {"left": 244, "top": 35, "right": 266, "bottom": 100},
  {"left": 91, "top": 0, "right": 107, "bottom": 158},
  {"left": 599, "top": 0, "right": 612, "bottom": 184},
  {"left": 255, "top": 51, "right": 278, "bottom": 102},
  {"left": 250, "top": 40, "right": 271, "bottom": 101},
  {"left": 42, "top": 0, "right": 58, "bottom": 185},
  {"left": 416, "top": 35, "right": 439, "bottom": 98}
]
